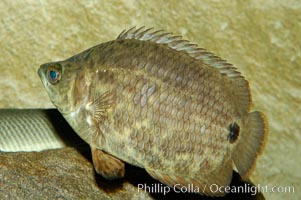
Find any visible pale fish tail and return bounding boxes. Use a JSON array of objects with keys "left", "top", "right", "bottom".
[{"left": 232, "top": 111, "right": 268, "bottom": 178}]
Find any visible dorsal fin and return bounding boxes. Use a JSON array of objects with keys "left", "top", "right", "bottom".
[
  {"left": 117, "top": 26, "right": 243, "bottom": 78},
  {"left": 117, "top": 26, "right": 251, "bottom": 112}
]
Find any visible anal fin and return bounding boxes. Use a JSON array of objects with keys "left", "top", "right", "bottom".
[
  {"left": 91, "top": 147, "right": 125, "bottom": 180},
  {"left": 146, "top": 160, "right": 233, "bottom": 197}
]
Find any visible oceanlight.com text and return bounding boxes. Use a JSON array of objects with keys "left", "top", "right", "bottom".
[
  {"left": 137, "top": 183, "right": 295, "bottom": 196},
  {"left": 209, "top": 183, "right": 294, "bottom": 195}
]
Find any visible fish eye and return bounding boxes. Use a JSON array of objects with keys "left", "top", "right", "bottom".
[{"left": 47, "top": 66, "right": 61, "bottom": 84}]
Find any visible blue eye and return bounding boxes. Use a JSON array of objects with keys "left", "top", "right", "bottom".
[
  {"left": 49, "top": 70, "right": 57, "bottom": 79},
  {"left": 47, "top": 67, "right": 61, "bottom": 84}
]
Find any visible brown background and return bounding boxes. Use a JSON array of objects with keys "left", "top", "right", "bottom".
[{"left": 0, "top": 1, "right": 300, "bottom": 199}]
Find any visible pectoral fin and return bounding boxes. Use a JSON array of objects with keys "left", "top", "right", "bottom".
[
  {"left": 88, "top": 90, "right": 116, "bottom": 123},
  {"left": 87, "top": 90, "right": 116, "bottom": 146},
  {"left": 91, "top": 147, "right": 125, "bottom": 180}
]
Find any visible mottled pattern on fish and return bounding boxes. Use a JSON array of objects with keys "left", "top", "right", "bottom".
[{"left": 38, "top": 27, "right": 268, "bottom": 196}]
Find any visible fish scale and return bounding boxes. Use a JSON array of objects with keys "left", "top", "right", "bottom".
[
  {"left": 96, "top": 68, "right": 230, "bottom": 176},
  {"left": 38, "top": 27, "right": 268, "bottom": 196}
]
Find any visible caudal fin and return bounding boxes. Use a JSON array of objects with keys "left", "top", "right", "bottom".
[{"left": 232, "top": 111, "right": 268, "bottom": 178}]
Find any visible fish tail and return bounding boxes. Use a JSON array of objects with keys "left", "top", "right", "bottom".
[{"left": 232, "top": 111, "right": 268, "bottom": 178}]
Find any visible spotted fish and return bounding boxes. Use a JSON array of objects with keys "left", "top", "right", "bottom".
[{"left": 38, "top": 27, "right": 268, "bottom": 196}]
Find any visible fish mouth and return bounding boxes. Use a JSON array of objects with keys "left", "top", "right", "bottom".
[
  {"left": 38, "top": 65, "right": 45, "bottom": 78},
  {"left": 37, "top": 66, "right": 45, "bottom": 82},
  {"left": 38, "top": 66, "right": 49, "bottom": 88},
  {"left": 38, "top": 67, "right": 42, "bottom": 77}
]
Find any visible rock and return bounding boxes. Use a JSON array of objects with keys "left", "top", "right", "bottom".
[
  {"left": 0, "top": 148, "right": 152, "bottom": 200},
  {"left": 0, "top": 147, "right": 265, "bottom": 199}
]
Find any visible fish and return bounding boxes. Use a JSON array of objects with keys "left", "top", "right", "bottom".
[{"left": 38, "top": 26, "right": 268, "bottom": 196}]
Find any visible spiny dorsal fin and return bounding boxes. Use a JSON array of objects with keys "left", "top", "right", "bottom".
[
  {"left": 117, "top": 26, "right": 251, "bottom": 112},
  {"left": 117, "top": 26, "right": 242, "bottom": 78}
]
